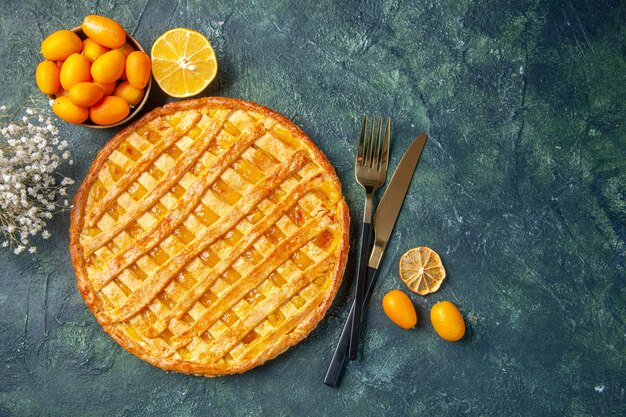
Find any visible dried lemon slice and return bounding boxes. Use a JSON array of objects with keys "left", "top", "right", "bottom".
[
  {"left": 398, "top": 247, "right": 446, "bottom": 295},
  {"left": 151, "top": 28, "right": 217, "bottom": 98}
]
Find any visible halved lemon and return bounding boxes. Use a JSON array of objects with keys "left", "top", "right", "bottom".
[
  {"left": 399, "top": 247, "right": 446, "bottom": 295},
  {"left": 151, "top": 28, "right": 217, "bottom": 98}
]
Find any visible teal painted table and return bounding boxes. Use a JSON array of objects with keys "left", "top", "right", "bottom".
[{"left": 1, "top": 1, "right": 625, "bottom": 416}]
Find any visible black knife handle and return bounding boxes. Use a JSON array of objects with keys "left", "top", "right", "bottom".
[
  {"left": 324, "top": 266, "right": 379, "bottom": 387},
  {"left": 348, "top": 222, "right": 374, "bottom": 359}
]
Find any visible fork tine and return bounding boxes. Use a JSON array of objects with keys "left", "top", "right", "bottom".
[
  {"left": 380, "top": 117, "right": 391, "bottom": 173},
  {"left": 373, "top": 116, "right": 383, "bottom": 170},
  {"left": 356, "top": 116, "right": 367, "bottom": 166},
  {"left": 365, "top": 116, "right": 375, "bottom": 167}
]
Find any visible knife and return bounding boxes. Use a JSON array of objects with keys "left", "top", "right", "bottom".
[{"left": 323, "top": 133, "right": 428, "bottom": 387}]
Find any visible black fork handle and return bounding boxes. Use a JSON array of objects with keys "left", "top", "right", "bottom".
[
  {"left": 348, "top": 221, "right": 373, "bottom": 359},
  {"left": 324, "top": 266, "right": 378, "bottom": 387}
]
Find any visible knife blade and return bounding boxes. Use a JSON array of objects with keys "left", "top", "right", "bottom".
[
  {"left": 369, "top": 132, "right": 428, "bottom": 269},
  {"left": 323, "top": 133, "right": 428, "bottom": 387}
]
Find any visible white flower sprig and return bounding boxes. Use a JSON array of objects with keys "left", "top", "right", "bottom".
[{"left": 0, "top": 105, "right": 75, "bottom": 254}]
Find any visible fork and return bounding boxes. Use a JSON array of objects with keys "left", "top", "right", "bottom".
[{"left": 348, "top": 115, "right": 390, "bottom": 360}]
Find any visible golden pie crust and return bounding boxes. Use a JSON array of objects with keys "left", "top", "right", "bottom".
[{"left": 69, "top": 97, "right": 349, "bottom": 376}]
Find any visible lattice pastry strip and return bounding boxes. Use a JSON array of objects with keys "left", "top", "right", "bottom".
[
  {"left": 70, "top": 97, "right": 349, "bottom": 376},
  {"left": 136, "top": 171, "right": 325, "bottom": 338}
]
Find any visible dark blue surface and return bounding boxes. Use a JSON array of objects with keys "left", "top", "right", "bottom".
[{"left": 0, "top": 0, "right": 624, "bottom": 415}]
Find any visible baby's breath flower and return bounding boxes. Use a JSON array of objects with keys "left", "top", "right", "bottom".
[{"left": 0, "top": 105, "right": 74, "bottom": 254}]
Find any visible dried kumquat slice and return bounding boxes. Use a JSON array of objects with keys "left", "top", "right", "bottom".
[{"left": 398, "top": 246, "right": 446, "bottom": 295}]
